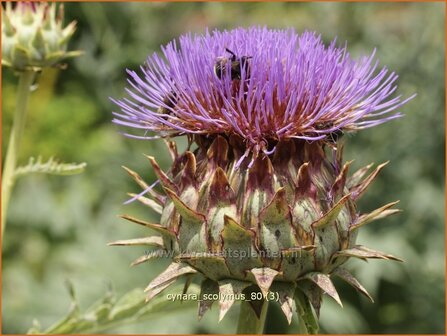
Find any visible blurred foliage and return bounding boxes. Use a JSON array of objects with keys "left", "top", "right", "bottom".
[{"left": 2, "top": 2, "right": 444, "bottom": 334}]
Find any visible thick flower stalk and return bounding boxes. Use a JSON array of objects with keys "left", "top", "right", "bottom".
[{"left": 111, "top": 27, "right": 414, "bottom": 333}]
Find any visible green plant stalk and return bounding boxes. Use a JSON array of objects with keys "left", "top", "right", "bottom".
[
  {"left": 236, "top": 300, "right": 268, "bottom": 334},
  {"left": 294, "top": 288, "right": 319, "bottom": 335},
  {"left": 297, "top": 314, "right": 310, "bottom": 334},
  {"left": 1, "top": 70, "right": 35, "bottom": 241}
]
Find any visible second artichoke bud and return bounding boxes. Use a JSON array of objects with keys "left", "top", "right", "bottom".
[{"left": 2, "top": 2, "right": 81, "bottom": 71}]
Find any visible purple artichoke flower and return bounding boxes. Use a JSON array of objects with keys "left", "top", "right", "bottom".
[
  {"left": 111, "top": 27, "right": 414, "bottom": 331},
  {"left": 112, "top": 27, "right": 413, "bottom": 159}
]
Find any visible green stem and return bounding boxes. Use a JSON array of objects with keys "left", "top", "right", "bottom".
[
  {"left": 294, "top": 288, "right": 319, "bottom": 334},
  {"left": 236, "top": 300, "right": 268, "bottom": 334},
  {"left": 297, "top": 314, "right": 310, "bottom": 334},
  {"left": 1, "top": 70, "right": 36, "bottom": 241}
]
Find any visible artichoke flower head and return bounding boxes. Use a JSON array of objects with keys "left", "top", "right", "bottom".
[{"left": 111, "top": 27, "right": 414, "bottom": 324}]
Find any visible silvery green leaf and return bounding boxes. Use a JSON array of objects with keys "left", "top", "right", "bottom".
[
  {"left": 29, "top": 283, "right": 200, "bottom": 334},
  {"left": 15, "top": 156, "right": 86, "bottom": 178}
]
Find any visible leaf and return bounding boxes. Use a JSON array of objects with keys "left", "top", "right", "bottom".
[
  {"left": 14, "top": 156, "right": 86, "bottom": 177},
  {"left": 31, "top": 282, "right": 200, "bottom": 334},
  {"left": 136, "top": 284, "right": 199, "bottom": 319},
  {"left": 27, "top": 319, "right": 42, "bottom": 334},
  {"left": 43, "top": 280, "right": 81, "bottom": 334}
]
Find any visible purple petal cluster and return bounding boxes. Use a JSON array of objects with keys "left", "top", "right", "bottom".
[{"left": 112, "top": 27, "right": 414, "bottom": 151}]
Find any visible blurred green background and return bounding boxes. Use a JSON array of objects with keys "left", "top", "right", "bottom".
[{"left": 2, "top": 2, "right": 445, "bottom": 334}]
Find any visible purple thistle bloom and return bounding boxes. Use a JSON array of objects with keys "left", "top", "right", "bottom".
[{"left": 112, "top": 27, "right": 414, "bottom": 155}]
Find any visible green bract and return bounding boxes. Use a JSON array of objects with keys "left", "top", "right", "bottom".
[
  {"left": 112, "top": 135, "right": 402, "bottom": 323},
  {"left": 2, "top": 2, "right": 81, "bottom": 71}
]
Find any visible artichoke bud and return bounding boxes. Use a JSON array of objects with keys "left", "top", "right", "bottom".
[{"left": 2, "top": 2, "right": 82, "bottom": 71}]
